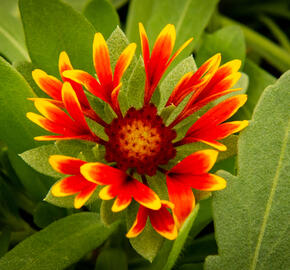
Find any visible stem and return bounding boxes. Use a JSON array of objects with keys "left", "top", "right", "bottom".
[{"left": 216, "top": 14, "right": 290, "bottom": 72}]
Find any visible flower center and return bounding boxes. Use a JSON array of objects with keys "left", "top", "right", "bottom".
[{"left": 105, "top": 104, "right": 176, "bottom": 176}]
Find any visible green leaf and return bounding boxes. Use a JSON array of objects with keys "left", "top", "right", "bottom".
[
  {"left": 147, "top": 0, "right": 219, "bottom": 67},
  {"left": 0, "top": 229, "right": 10, "bottom": 258},
  {"left": 187, "top": 198, "right": 213, "bottom": 241},
  {"left": 205, "top": 71, "right": 290, "bottom": 270},
  {"left": 33, "top": 202, "right": 67, "bottom": 228},
  {"left": 235, "top": 59, "right": 276, "bottom": 120},
  {"left": 100, "top": 200, "right": 124, "bottom": 226},
  {"left": 126, "top": 56, "right": 145, "bottom": 109},
  {"left": 83, "top": 0, "right": 120, "bottom": 39},
  {"left": 8, "top": 150, "right": 52, "bottom": 201},
  {"left": 19, "top": 0, "right": 96, "bottom": 75},
  {"left": 14, "top": 61, "right": 46, "bottom": 98},
  {"left": 0, "top": 213, "right": 119, "bottom": 270},
  {"left": 106, "top": 26, "right": 137, "bottom": 114},
  {"left": 95, "top": 248, "right": 128, "bottom": 270},
  {"left": 20, "top": 144, "right": 62, "bottom": 178},
  {"left": 126, "top": 0, "right": 219, "bottom": 64},
  {"left": 177, "top": 263, "right": 203, "bottom": 270},
  {"left": 0, "top": 0, "right": 29, "bottom": 62},
  {"left": 177, "top": 234, "right": 217, "bottom": 265},
  {"left": 0, "top": 57, "right": 52, "bottom": 199},
  {"left": 126, "top": 202, "right": 164, "bottom": 262},
  {"left": 20, "top": 140, "right": 98, "bottom": 178},
  {"left": 196, "top": 26, "right": 246, "bottom": 67},
  {"left": 147, "top": 205, "right": 200, "bottom": 269},
  {"left": 0, "top": 57, "right": 42, "bottom": 153},
  {"left": 125, "top": 0, "right": 155, "bottom": 44},
  {"left": 158, "top": 56, "right": 197, "bottom": 113},
  {"left": 162, "top": 205, "right": 200, "bottom": 270}
]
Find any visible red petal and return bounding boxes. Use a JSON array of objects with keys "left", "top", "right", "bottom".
[
  {"left": 126, "top": 205, "right": 148, "bottom": 238},
  {"left": 169, "top": 150, "right": 218, "bottom": 175},
  {"left": 51, "top": 175, "right": 89, "bottom": 196},
  {"left": 93, "top": 33, "right": 113, "bottom": 87},
  {"left": 129, "top": 179, "right": 161, "bottom": 210},
  {"left": 74, "top": 182, "right": 98, "bottom": 209},
  {"left": 139, "top": 23, "right": 150, "bottom": 75},
  {"left": 113, "top": 43, "right": 136, "bottom": 87},
  {"left": 149, "top": 202, "right": 178, "bottom": 240},
  {"left": 62, "top": 70, "right": 108, "bottom": 103},
  {"left": 58, "top": 51, "right": 91, "bottom": 109},
  {"left": 172, "top": 173, "right": 226, "bottom": 191},
  {"left": 32, "top": 69, "right": 62, "bottom": 100},
  {"left": 166, "top": 176, "right": 195, "bottom": 228},
  {"left": 112, "top": 194, "right": 132, "bottom": 212},
  {"left": 33, "top": 99, "right": 74, "bottom": 127},
  {"left": 61, "top": 82, "right": 90, "bottom": 132},
  {"left": 49, "top": 155, "right": 86, "bottom": 175},
  {"left": 80, "top": 162, "right": 127, "bottom": 185},
  {"left": 26, "top": 112, "right": 69, "bottom": 135}
]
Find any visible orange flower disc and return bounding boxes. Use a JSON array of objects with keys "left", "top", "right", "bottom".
[{"left": 105, "top": 104, "right": 176, "bottom": 176}]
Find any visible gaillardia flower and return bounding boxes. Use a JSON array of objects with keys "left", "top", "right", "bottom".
[{"left": 27, "top": 24, "right": 248, "bottom": 240}]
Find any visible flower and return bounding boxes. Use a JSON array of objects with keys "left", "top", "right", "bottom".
[
  {"left": 27, "top": 24, "right": 248, "bottom": 239},
  {"left": 49, "top": 155, "right": 98, "bottom": 209}
]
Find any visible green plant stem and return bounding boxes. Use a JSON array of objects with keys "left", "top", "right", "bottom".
[{"left": 216, "top": 14, "right": 290, "bottom": 72}]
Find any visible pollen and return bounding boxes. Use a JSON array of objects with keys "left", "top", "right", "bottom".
[{"left": 105, "top": 104, "right": 176, "bottom": 176}]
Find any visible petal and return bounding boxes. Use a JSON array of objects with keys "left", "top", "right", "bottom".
[
  {"left": 33, "top": 99, "right": 74, "bottom": 126},
  {"left": 58, "top": 51, "right": 73, "bottom": 75},
  {"left": 113, "top": 43, "right": 136, "bottom": 87},
  {"left": 26, "top": 112, "right": 68, "bottom": 134},
  {"left": 126, "top": 205, "right": 148, "bottom": 238},
  {"left": 51, "top": 175, "right": 89, "bottom": 196},
  {"left": 167, "top": 71, "right": 194, "bottom": 105},
  {"left": 112, "top": 194, "right": 132, "bottom": 212},
  {"left": 110, "top": 83, "right": 122, "bottom": 116},
  {"left": 32, "top": 69, "right": 62, "bottom": 100},
  {"left": 49, "top": 155, "right": 86, "bottom": 175},
  {"left": 149, "top": 203, "right": 178, "bottom": 240},
  {"left": 98, "top": 185, "right": 118, "bottom": 200},
  {"left": 174, "top": 173, "right": 227, "bottom": 191},
  {"left": 167, "top": 37, "right": 193, "bottom": 67},
  {"left": 213, "top": 120, "right": 249, "bottom": 138},
  {"left": 34, "top": 135, "right": 90, "bottom": 141},
  {"left": 186, "top": 95, "right": 248, "bottom": 132},
  {"left": 130, "top": 179, "right": 161, "bottom": 210},
  {"left": 61, "top": 82, "right": 90, "bottom": 131},
  {"left": 93, "top": 32, "right": 113, "bottom": 86},
  {"left": 150, "top": 24, "right": 176, "bottom": 67},
  {"left": 166, "top": 176, "right": 195, "bottom": 228},
  {"left": 80, "top": 162, "right": 126, "bottom": 185},
  {"left": 169, "top": 150, "right": 218, "bottom": 175},
  {"left": 74, "top": 182, "right": 98, "bottom": 209},
  {"left": 139, "top": 23, "right": 150, "bottom": 72},
  {"left": 186, "top": 121, "right": 249, "bottom": 150},
  {"left": 193, "top": 139, "right": 227, "bottom": 151},
  {"left": 63, "top": 70, "right": 108, "bottom": 102},
  {"left": 58, "top": 51, "right": 91, "bottom": 109}
]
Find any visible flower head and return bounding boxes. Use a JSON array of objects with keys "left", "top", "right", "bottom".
[{"left": 27, "top": 24, "right": 248, "bottom": 239}]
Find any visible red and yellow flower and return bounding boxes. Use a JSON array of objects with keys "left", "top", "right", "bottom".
[{"left": 27, "top": 24, "right": 248, "bottom": 239}]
